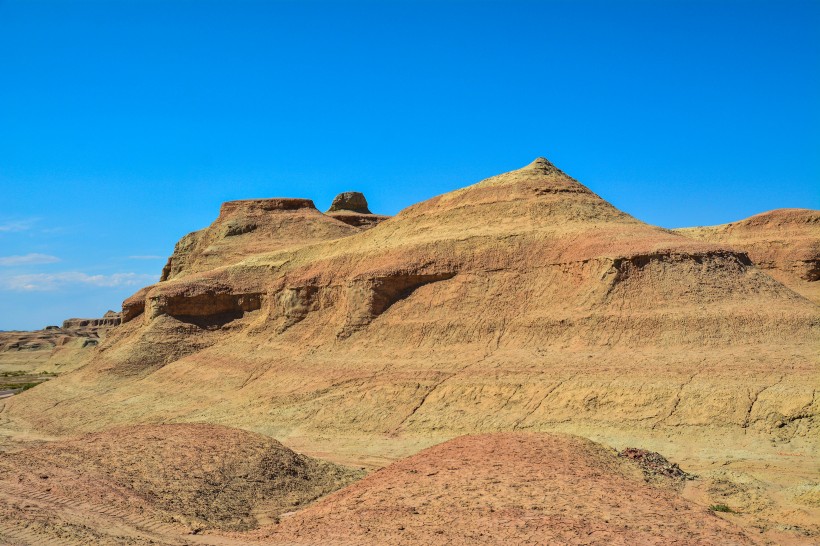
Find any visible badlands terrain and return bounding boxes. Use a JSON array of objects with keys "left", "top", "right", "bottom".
[{"left": 0, "top": 158, "right": 817, "bottom": 544}]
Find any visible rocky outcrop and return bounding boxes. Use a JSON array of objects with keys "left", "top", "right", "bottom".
[
  {"left": 675, "top": 208, "right": 820, "bottom": 304},
  {"left": 62, "top": 310, "right": 121, "bottom": 330},
  {"left": 160, "top": 198, "right": 360, "bottom": 282},
  {"left": 325, "top": 191, "right": 390, "bottom": 229},
  {"left": 327, "top": 191, "right": 372, "bottom": 214},
  {"left": 145, "top": 282, "right": 263, "bottom": 328}
]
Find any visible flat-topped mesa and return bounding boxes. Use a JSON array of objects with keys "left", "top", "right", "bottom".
[
  {"left": 160, "top": 196, "right": 360, "bottom": 282},
  {"left": 325, "top": 191, "right": 391, "bottom": 229},
  {"left": 218, "top": 197, "right": 317, "bottom": 217},
  {"left": 62, "top": 311, "right": 122, "bottom": 330}
]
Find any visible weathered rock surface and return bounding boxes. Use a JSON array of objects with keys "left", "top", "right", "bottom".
[
  {"left": 2, "top": 157, "right": 818, "bottom": 543},
  {"left": 675, "top": 208, "right": 820, "bottom": 304},
  {"left": 327, "top": 191, "right": 372, "bottom": 214},
  {"left": 325, "top": 191, "right": 390, "bottom": 229},
  {"left": 160, "top": 198, "right": 360, "bottom": 281}
]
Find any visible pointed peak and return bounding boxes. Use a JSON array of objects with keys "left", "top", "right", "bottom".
[
  {"left": 522, "top": 156, "right": 560, "bottom": 175},
  {"left": 530, "top": 156, "right": 554, "bottom": 167}
]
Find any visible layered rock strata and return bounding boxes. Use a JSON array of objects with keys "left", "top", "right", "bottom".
[
  {"left": 676, "top": 208, "right": 819, "bottom": 304},
  {"left": 160, "top": 198, "right": 360, "bottom": 281},
  {"left": 325, "top": 191, "right": 390, "bottom": 228},
  {"left": 3, "top": 157, "right": 818, "bottom": 541}
]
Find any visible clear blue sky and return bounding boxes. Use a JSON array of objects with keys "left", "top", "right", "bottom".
[{"left": 1, "top": 0, "right": 818, "bottom": 330}]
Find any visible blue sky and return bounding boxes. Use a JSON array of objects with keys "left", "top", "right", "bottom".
[{"left": 1, "top": 0, "right": 818, "bottom": 330}]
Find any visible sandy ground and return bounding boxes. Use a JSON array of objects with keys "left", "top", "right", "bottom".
[{"left": 0, "top": 429, "right": 775, "bottom": 546}]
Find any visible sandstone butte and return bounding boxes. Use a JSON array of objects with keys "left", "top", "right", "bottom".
[{"left": 0, "top": 157, "right": 818, "bottom": 544}]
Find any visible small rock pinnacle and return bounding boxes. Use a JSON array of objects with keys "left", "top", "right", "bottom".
[{"left": 327, "top": 192, "right": 372, "bottom": 214}]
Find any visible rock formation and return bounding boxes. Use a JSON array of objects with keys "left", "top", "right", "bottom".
[
  {"left": 0, "top": 311, "right": 122, "bottom": 394},
  {"left": 675, "top": 208, "right": 819, "bottom": 304},
  {"left": 160, "top": 198, "right": 360, "bottom": 281},
  {"left": 325, "top": 191, "right": 391, "bottom": 229},
  {"left": 2, "top": 157, "right": 818, "bottom": 543},
  {"left": 61, "top": 310, "right": 122, "bottom": 331},
  {"left": 0, "top": 310, "right": 121, "bottom": 353},
  {"left": 10, "top": 156, "right": 818, "bottom": 447},
  {"left": 327, "top": 191, "right": 372, "bottom": 214}
]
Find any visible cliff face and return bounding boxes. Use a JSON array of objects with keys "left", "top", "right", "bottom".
[
  {"left": 62, "top": 310, "right": 122, "bottom": 331},
  {"left": 675, "top": 209, "right": 820, "bottom": 304}
]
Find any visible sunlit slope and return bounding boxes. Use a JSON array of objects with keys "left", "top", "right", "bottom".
[
  {"left": 4, "top": 158, "right": 817, "bottom": 464},
  {"left": 676, "top": 208, "right": 820, "bottom": 304}
]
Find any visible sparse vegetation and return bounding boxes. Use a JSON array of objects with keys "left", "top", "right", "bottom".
[
  {"left": 0, "top": 371, "right": 57, "bottom": 393},
  {"left": 709, "top": 504, "right": 735, "bottom": 513},
  {"left": 0, "top": 371, "right": 29, "bottom": 377},
  {"left": 0, "top": 382, "right": 41, "bottom": 392}
]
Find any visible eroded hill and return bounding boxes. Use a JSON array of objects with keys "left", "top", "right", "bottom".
[
  {"left": 1, "top": 157, "right": 817, "bottom": 542},
  {"left": 0, "top": 430, "right": 767, "bottom": 545},
  {"left": 0, "top": 311, "right": 122, "bottom": 397},
  {"left": 261, "top": 433, "right": 759, "bottom": 545},
  {"left": 0, "top": 423, "right": 363, "bottom": 545},
  {"left": 676, "top": 209, "right": 820, "bottom": 304}
]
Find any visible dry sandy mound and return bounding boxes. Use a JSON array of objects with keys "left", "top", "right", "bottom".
[
  {"left": 675, "top": 208, "right": 819, "bottom": 304},
  {"left": 0, "top": 423, "right": 362, "bottom": 543},
  {"left": 264, "top": 433, "right": 757, "bottom": 545}
]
